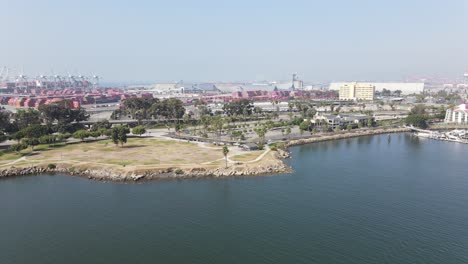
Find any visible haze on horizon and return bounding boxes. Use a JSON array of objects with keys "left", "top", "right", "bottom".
[{"left": 1, "top": 0, "right": 467, "bottom": 83}]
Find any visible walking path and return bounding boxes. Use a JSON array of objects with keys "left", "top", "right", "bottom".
[{"left": 1, "top": 156, "right": 26, "bottom": 166}]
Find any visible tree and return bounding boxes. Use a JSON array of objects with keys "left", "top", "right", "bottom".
[
  {"left": 118, "top": 126, "right": 128, "bottom": 147},
  {"left": 112, "top": 126, "right": 129, "bottom": 147},
  {"left": 382, "top": 88, "right": 391, "bottom": 97},
  {"left": 253, "top": 106, "right": 263, "bottom": 118},
  {"left": 254, "top": 126, "right": 268, "bottom": 145},
  {"left": 22, "top": 137, "right": 40, "bottom": 150},
  {"left": 197, "top": 105, "right": 212, "bottom": 117},
  {"left": 174, "top": 123, "right": 184, "bottom": 137},
  {"left": 288, "top": 102, "right": 294, "bottom": 112},
  {"left": 200, "top": 115, "right": 211, "bottom": 136},
  {"left": 110, "top": 109, "right": 122, "bottom": 120},
  {"left": 435, "top": 105, "right": 446, "bottom": 119},
  {"left": 111, "top": 128, "right": 119, "bottom": 146},
  {"left": 222, "top": 146, "right": 229, "bottom": 168},
  {"left": 0, "top": 110, "right": 12, "bottom": 132},
  {"left": 90, "top": 120, "right": 111, "bottom": 131},
  {"left": 183, "top": 113, "right": 191, "bottom": 125},
  {"left": 162, "top": 98, "right": 186, "bottom": 119},
  {"left": 222, "top": 99, "right": 253, "bottom": 117},
  {"left": 193, "top": 99, "right": 207, "bottom": 107},
  {"left": 211, "top": 116, "right": 225, "bottom": 139},
  {"left": 299, "top": 121, "right": 310, "bottom": 135},
  {"left": 405, "top": 114, "right": 428, "bottom": 128},
  {"left": 20, "top": 125, "right": 50, "bottom": 139},
  {"left": 410, "top": 104, "right": 426, "bottom": 115},
  {"left": 323, "top": 122, "right": 330, "bottom": 132},
  {"left": 39, "top": 103, "right": 89, "bottom": 126},
  {"left": 132, "top": 126, "right": 146, "bottom": 137},
  {"left": 285, "top": 126, "right": 292, "bottom": 139},
  {"left": 334, "top": 106, "right": 341, "bottom": 114},
  {"left": 14, "top": 108, "right": 41, "bottom": 130},
  {"left": 234, "top": 131, "right": 245, "bottom": 141},
  {"left": 122, "top": 97, "right": 186, "bottom": 122},
  {"left": 346, "top": 124, "right": 353, "bottom": 131},
  {"left": 367, "top": 118, "right": 373, "bottom": 127},
  {"left": 415, "top": 94, "right": 426, "bottom": 103},
  {"left": 123, "top": 97, "right": 160, "bottom": 119},
  {"left": 300, "top": 105, "right": 309, "bottom": 118}
]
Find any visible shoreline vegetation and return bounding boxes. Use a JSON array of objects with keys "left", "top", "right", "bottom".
[{"left": 0, "top": 127, "right": 411, "bottom": 182}]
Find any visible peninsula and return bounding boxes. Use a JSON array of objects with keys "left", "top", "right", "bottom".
[{"left": 0, "top": 126, "right": 411, "bottom": 181}]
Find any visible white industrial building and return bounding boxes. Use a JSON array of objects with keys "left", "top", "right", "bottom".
[
  {"left": 445, "top": 104, "right": 468, "bottom": 124},
  {"left": 329, "top": 82, "right": 425, "bottom": 95}
]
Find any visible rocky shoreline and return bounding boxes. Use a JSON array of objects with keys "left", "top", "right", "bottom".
[
  {"left": 287, "top": 127, "right": 411, "bottom": 146},
  {"left": 0, "top": 153, "right": 291, "bottom": 182},
  {"left": 0, "top": 128, "right": 410, "bottom": 182}
]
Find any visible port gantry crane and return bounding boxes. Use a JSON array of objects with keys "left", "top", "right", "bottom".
[{"left": 1, "top": 67, "right": 100, "bottom": 92}]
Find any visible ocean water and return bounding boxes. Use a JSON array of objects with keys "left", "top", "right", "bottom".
[{"left": 1, "top": 133, "right": 467, "bottom": 264}]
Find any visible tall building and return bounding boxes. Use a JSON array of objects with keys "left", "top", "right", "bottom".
[
  {"left": 339, "top": 82, "right": 375, "bottom": 101},
  {"left": 445, "top": 104, "right": 468, "bottom": 124}
]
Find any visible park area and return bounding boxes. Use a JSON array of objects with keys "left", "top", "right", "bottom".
[{"left": 0, "top": 137, "right": 275, "bottom": 173}]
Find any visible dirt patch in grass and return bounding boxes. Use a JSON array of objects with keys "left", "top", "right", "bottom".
[{"left": 230, "top": 151, "right": 264, "bottom": 162}]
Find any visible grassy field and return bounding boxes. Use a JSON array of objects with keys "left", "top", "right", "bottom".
[{"left": 0, "top": 138, "right": 267, "bottom": 169}]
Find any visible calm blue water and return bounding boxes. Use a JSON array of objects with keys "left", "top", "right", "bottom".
[{"left": 1, "top": 133, "right": 468, "bottom": 264}]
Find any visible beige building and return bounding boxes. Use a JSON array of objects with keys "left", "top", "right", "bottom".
[
  {"left": 339, "top": 82, "right": 375, "bottom": 101},
  {"left": 330, "top": 82, "right": 424, "bottom": 95}
]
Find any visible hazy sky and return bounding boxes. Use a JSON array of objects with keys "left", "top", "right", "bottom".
[{"left": 1, "top": 0, "right": 467, "bottom": 83}]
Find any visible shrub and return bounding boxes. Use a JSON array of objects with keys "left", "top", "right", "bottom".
[
  {"left": 47, "top": 163, "right": 57, "bottom": 169},
  {"left": 90, "top": 131, "right": 101, "bottom": 138},
  {"left": 9, "top": 143, "right": 27, "bottom": 152},
  {"left": 175, "top": 169, "right": 184, "bottom": 175},
  {"left": 73, "top": 130, "right": 90, "bottom": 141},
  {"left": 132, "top": 125, "right": 146, "bottom": 137},
  {"left": 57, "top": 133, "right": 71, "bottom": 142}
]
